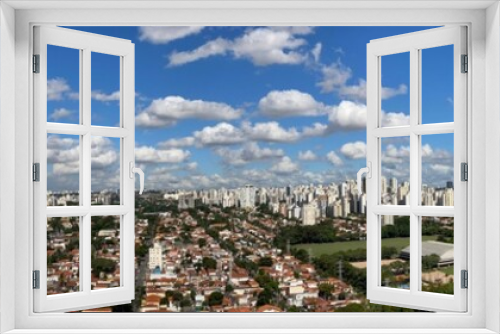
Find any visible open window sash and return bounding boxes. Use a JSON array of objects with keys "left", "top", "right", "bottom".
[
  {"left": 33, "top": 26, "right": 136, "bottom": 312},
  {"left": 366, "top": 26, "right": 467, "bottom": 312}
]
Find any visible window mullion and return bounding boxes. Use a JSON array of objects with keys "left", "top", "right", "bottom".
[
  {"left": 82, "top": 47, "right": 92, "bottom": 294},
  {"left": 409, "top": 47, "right": 420, "bottom": 295}
]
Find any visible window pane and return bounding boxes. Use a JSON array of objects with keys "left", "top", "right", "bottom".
[
  {"left": 91, "top": 136, "right": 120, "bottom": 205},
  {"left": 421, "top": 45, "right": 454, "bottom": 124},
  {"left": 421, "top": 133, "right": 454, "bottom": 206},
  {"left": 47, "top": 216, "right": 80, "bottom": 295},
  {"left": 381, "top": 215, "right": 410, "bottom": 290},
  {"left": 47, "top": 134, "right": 80, "bottom": 206},
  {"left": 91, "top": 52, "right": 121, "bottom": 127},
  {"left": 47, "top": 45, "right": 80, "bottom": 124},
  {"left": 380, "top": 52, "right": 410, "bottom": 127},
  {"left": 91, "top": 215, "right": 121, "bottom": 290},
  {"left": 420, "top": 216, "right": 454, "bottom": 295},
  {"left": 381, "top": 137, "right": 410, "bottom": 205}
]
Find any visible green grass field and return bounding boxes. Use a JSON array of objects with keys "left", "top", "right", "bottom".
[
  {"left": 295, "top": 236, "right": 438, "bottom": 257},
  {"left": 438, "top": 265, "right": 454, "bottom": 276}
]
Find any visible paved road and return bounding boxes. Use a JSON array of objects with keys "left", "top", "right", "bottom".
[{"left": 133, "top": 215, "right": 158, "bottom": 312}]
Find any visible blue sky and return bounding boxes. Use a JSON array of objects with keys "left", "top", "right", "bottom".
[{"left": 46, "top": 26, "right": 455, "bottom": 192}]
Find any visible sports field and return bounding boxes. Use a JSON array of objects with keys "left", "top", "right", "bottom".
[{"left": 295, "top": 236, "right": 438, "bottom": 257}]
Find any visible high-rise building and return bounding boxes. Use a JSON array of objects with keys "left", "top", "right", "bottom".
[
  {"left": 342, "top": 198, "right": 351, "bottom": 217},
  {"left": 239, "top": 185, "right": 256, "bottom": 209},
  {"left": 444, "top": 188, "right": 454, "bottom": 206},
  {"left": 398, "top": 182, "right": 410, "bottom": 203},
  {"left": 359, "top": 193, "right": 367, "bottom": 214},
  {"left": 258, "top": 188, "right": 267, "bottom": 205},
  {"left": 390, "top": 177, "right": 398, "bottom": 194},
  {"left": 302, "top": 203, "right": 316, "bottom": 225},
  {"left": 381, "top": 176, "right": 387, "bottom": 195},
  {"left": 423, "top": 192, "right": 434, "bottom": 206}
]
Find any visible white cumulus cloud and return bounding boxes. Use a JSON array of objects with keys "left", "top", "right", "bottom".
[
  {"left": 258, "top": 89, "right": 327, "bottom": 118},
  {"left": 326, "top": 151, "right": 343, "bottom": 166},
  {"left": 135, "top": 96, "right": 243, "bottom": 128},
  {"left": 311, "top": 43, "right": 322, "bottom": 63},
  {"left": 298, "top": 150, "right": 318, "bottom": 161},
  {"left": 47, "top": 78, "right": 71, "bottom": 101},
  {"left": 216, "top": 142, "right": 284, "bottom": 165},
  {"left": 49, "top": 108, "right": 74, "bottom": 121},
  {"left": 193, "top": 122, "right": 246, "bottom": 146},
  {"left": 139, "top": 26, "right": 205, "bottom": 44},
  {"left": 168, "top": 27, "right": 314, "bottom": 67},
  {"left": 317, "top": 60, "right": 407, "bottom": 102},
  {"left": 328, "top": 100, "right": 367, "bottom": 130},
  {"left": 159, "top": 137, "right": 196, "bottom": 148},
  {"left": 135, "top": 146, "right": 191, "bottom": 164},
  {"left": 92, "top": 90, "right": 120, "bottom": 102},
  {"left": 340, "top": 141, "right": 367, "bottom": 159},
  {"left": 270, "top": 156, "right": 299, "bottom": 174},
  {"left": 242, "top": 121, "right": 301, "bottom": 143},
  {"left": 91, "top": 137, "right": 119, "bottom": 169}
]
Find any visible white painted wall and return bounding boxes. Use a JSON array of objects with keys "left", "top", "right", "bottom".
[{"left": 0, "top": 2, "right": 16, "bottom": 333}]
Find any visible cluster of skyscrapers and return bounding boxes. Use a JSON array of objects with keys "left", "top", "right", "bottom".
[{"left": 170, "top": 177, "right": 453, "bottom": 226}]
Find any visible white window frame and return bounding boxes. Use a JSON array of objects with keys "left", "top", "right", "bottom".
[
  {"left": 0, "top": 2, "right": 499, "bottom": 333},
  {"left": 33, "top": 26, "right": 136, "bottom": 313},
  {"left": 366, "top": 26, "right": 467, "bottom": 312}
]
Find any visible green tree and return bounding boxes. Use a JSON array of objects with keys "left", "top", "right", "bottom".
[
  {"left": 202, "top": 257, "right": 217, "bottom": 270},
  {"left": 318, "top": 283, "right": 335, "bottom": 300},
  {"left": 257, "top": 288, "right": 273, "bottom": 306},
  {"left": 92, "top": 258, "right": 116, "bottom": 277},
  {"left": 258, "top": 256, "right": 273, "bottom": 267},
  {"left": 422, "top": 254, "right": 441, "bottom": 271},
  {"left": 292, "top": 248, "right": 310, "bottom": 263},
  {"left": 135, "top": 244, "right": 149, "bottom": 258},
  {"left": 197, "top": 238, "right": 207, "bottom": 248},
  {"left": 180, "top": 298, "right": 192, "bottom": 308},
  {"left": 208, "top": 291, "right": 224, "bottom": 306},
  {"left": 424, "top": 279, "right": 454, "bottom": 295}
]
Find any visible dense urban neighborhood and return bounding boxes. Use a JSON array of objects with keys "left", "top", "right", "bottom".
[{"left": 46, "top": 179, "right": 455, "bottom": 313}]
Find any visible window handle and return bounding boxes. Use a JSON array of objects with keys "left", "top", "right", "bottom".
[
  {"left": 357, "top": 162, "right": 371, "bottom": 194},
  {"left": 129, "top": 161, "right": 144, "bottom": 195}
]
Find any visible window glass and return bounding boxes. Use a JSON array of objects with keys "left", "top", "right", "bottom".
[
  {"left": 381, "top": 137, "right": 410, "bottom": 205},
  {"left": 47, "top": 134, "right": 80, "bottom": 206},
  {"left": 420, "top": 216, "right": 454, "bottom": 295},
  {"left": 380, "top": 52, "right": 410, "bottom": 127},
  {"left": 91, "top": 52, "right": 121, "bottom": 127},
  {"left": 91, "top": 216, "right": 121, "bottom": 290},
  {"left": 47, "top": 217, "right": 80, "bottom": 295},
  {"left": 381, "top": 216, "right": 410, "bottom": 290},
  {"left": 421, "top": 45, "right": 454, "bottom": 124},
  {"left": 91, "top": 137, "right": 121, "bottom": 205},
  {"left": 47, "top": 45, "right": 80, "bottom": 124},
  {"left": 421, "top": 133, "right": 454, "bottom": 206}
]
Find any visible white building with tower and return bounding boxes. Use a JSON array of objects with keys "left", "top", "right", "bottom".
[{"left": 148, "top": 243, "right": 163, "bottom": 271}]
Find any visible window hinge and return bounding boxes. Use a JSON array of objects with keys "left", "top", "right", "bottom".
[
  {"left": 33, "top": 54, "right": 40, "bottom": 73},
  {"left": 33, "top": 270, "right": 40, "bottom": 289},
  {"left": 461, "top": 270, "right": 468, "bottom": 289},
  {"left": 33, "top": 163, "right": 40, "bottom": 182},
  {"left": 461, "top": 54, "right": 468, "bottom": 73},
  {"left": 461, "top": 162, "right": 468, "bottom": 181}
]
